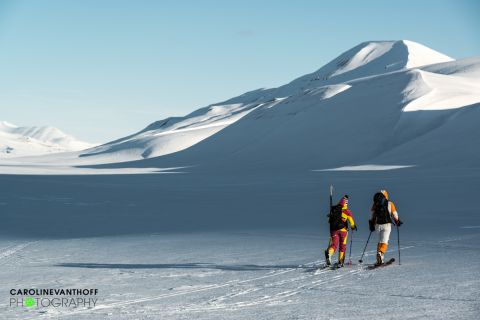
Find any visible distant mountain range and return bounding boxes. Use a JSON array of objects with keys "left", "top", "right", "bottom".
[{"left": 0, "top": 121, "right": 95, "bottom": 157}]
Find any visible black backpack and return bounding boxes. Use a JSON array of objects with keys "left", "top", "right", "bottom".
[
  {"left": 372, "top": 192, "right": 392, "bottom": 224},
  {"left": 329, "top": 204, "right": 347, "bottom": 231}
]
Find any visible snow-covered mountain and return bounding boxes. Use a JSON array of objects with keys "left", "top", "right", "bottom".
[
  {"left": 0, "top": 121, "right": 95, "bottom": 157},
  {"left": 2, "top": 40, "right": 478, "bottom": 170},
  {"left": 78, "top": 40, "right": 479, "bottom": 171}
]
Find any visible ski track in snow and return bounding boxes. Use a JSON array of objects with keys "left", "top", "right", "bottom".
[
  {"left": 326, "top": 288, "right": 478, "bottom": 303},
  {"left": 0, "top": 241, "right": 36, "bottom": 265},
  {"left": 39, "top": 246, "right": 416, "bottom": 318},
  {"left": 165, "top": 247, "right": 417, "bottom": 315},
  {"left": 39, "top": 262, "right": 307, "bottom": 318},
  {"left": 160, "top": 265, "right": 363, "bottom": 314}
]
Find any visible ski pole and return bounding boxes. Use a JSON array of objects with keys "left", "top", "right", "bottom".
[
  {"left": 358, "top": 231, "right": 372, "bottom": 263},
  {"left": 397, "top": 224, "right": 401, "bottom": 265},
  {"left": 348, "top": 229, "right": 353, "bottom": 265}
]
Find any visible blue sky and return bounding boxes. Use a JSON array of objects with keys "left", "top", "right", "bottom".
[{"left": 0, "top": 0, "right": 478, "bottom": 142}]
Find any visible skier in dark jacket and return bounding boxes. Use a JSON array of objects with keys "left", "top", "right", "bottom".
[
  {"left": 369, "top": 190, "right": 403, "bottom": 265},
  {"left": 325, "top": 195, "right": 357, "bottom": 267}
]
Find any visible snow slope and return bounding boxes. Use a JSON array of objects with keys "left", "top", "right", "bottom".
[
  {"left": 0, "top": 121, "right": 95, "bottom": 157},
  {"left": 79, "top": 103, "right": 262, "bottom": 162}
]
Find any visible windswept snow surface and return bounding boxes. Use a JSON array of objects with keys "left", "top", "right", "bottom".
[
  {"left": 0, "top": 121, "right": 95, "bottom": 158},
  {"left": 1, "top": 168, "right": 479, "bottom": 319},
  {"left": 1, "top": 231, "right": 479, "bottom": 320}
]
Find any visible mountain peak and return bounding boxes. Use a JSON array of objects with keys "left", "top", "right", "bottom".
[
  {"left": 284, "top": 40, "right": 454, "bottom": 91},
  {"left": 329, "top": 40, "right": 453, "bottom": 78}
]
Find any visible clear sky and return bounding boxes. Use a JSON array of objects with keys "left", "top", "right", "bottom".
[{"left": 0, "top": 0, "right": 478, "bottom": 143}]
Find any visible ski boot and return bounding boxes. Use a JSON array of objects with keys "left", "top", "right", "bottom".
[
  {"left": 375, "top": 252, "right": 384, "bottom": 266},
  {"left": 325, "top": 250, "right": 332, "bottom": 266},
  {"left": 338, "top": 254, "right": 345, "bottom": 268}
]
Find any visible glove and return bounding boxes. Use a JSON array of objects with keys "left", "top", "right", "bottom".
[
  {"left": 396, "top": 219, "right": 403, "bottom": 227},
  {"left": 368, "top": 219, "right": 375, "bottom": 232},
  {"left": 351, "top": 225, "right": 357, "bottom": 231}
]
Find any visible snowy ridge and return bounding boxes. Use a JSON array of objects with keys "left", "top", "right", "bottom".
[
  {"left": 402, "top": 69, "right": 480, "bottom": 111},
  {"left": 80, "top": 103, "right": 262, "bottom": 161},
  {"left": 421, "top": 56, "right": 480, "bottom": 77}
]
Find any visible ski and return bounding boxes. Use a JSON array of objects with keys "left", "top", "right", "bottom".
[
  {"left": 367, "top": 257, "right": 395, "bottom": 269},
  {"left": 331, "top": 262, "right": 344, "bottom": 270},
  {"left": 318, "top": 185, "right": 335, "bottom": 274},
  {"left": 314, "top": 265, "right": 330, "bottom": 274},
  {"left": 313, "top": 263, "right": 344, "bottom": 274}
]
